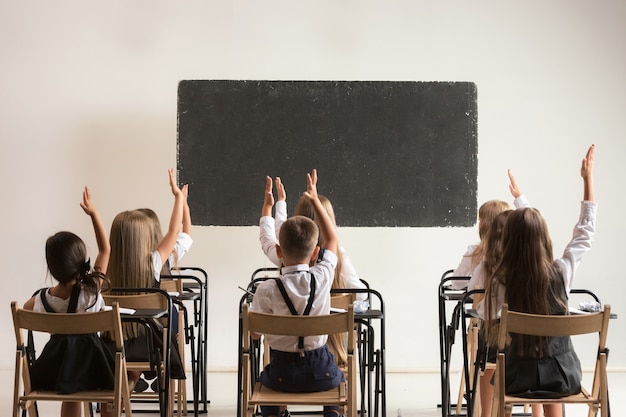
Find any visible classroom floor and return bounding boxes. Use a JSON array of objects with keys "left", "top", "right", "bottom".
[{"left": 3, "top": 370, "right": 625, "bottom": 416}]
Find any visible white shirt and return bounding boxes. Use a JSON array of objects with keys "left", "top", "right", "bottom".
[
  {"left": 260, "top": 213, "right": 367, "bottom": 299},
  {"left": 251, "top": 249, "right": 338, "bottom": 352},
  {"left": 449, "top": 195, "right": 530, "bottom": 290},
  {"left": 477, "top": 201, "right": 597, "bottom": 319},
  {"left": 32, "top": 287, "right": 105, "bottom": 313},
  {"left": 151, "top": 232, "right": 193, "bottom": 282}
]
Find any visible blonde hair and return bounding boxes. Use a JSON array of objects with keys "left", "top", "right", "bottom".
[
  {"left": 470, "top": 200, "right": 511, "bottom": 268},
  {"left": 136, "top": 208, "right": 175, "bottom": 274},
  {"left": 294, "top": 194, "right": 348, "bottom": 365},
  {"left": 108, "top": 210, "right": 155, "bottom": 338},
  {"left": 294, "top": 195, "right": 345, "bottom": 288}
]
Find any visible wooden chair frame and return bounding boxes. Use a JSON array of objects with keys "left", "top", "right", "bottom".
[
  {"left": 491, "top": 303, "right": 611, "bottom": 417},
  {"left": 241, "top": 304, "right": 357, "bottom": 417},
  {"left": 103, "top": 288, "right": 174, "bottom": 417},
  {"left": 11, "top": 301, "right": 132, "bottom": 417}
]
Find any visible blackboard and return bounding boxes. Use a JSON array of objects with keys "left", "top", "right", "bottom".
[{"left": 177, "top": 80, "right": 477, "bottom": 227}]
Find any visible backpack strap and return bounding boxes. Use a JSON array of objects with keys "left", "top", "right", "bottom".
[{"left": 274, "top": 274, "right": 316, "bottom": 355}]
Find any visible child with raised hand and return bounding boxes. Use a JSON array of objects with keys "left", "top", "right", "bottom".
[
  {"left": 103, "top": 168, "right": 188, "bottom": 411},
  {"left": 136, "top": 178, "right": 193, "bottom": 277},
  {"left": 253, "top": 169, "right": 344, "bottom": 417},
  {"left": 260, "top": 176, "right": 367, "bottom": 300},
  {"left": 449, "top": 170, "right": 529, "bottom": 289},
  {"left": 484, "top": 144, "right": 596, "bottom": 417},
  {"left": 24, "top": 186, "right": 113, "bottom": 417}
]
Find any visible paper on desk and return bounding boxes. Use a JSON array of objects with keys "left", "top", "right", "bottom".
[
  {"left": 330, "top": 307, "right": 347, "bottom": 313},
  {"left": 102, "top": 305, "right": 136, "bottom": 315},
  {"left": 167, "top": 291, "right": 180, "bottom": 297}
]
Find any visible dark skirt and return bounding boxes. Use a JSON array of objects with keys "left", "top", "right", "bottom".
[
  {"left": 505, "top": 335, "right": 582, "bottom": 398},
  {"left": 258, "top": 345, "right": 344, "bottom": 392},
  {"left": 30, "top": 333, "right": 115, "bottom": 394}
]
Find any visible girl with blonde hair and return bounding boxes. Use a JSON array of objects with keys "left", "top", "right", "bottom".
[{"left": 103, "top": 169, "right": 189, "bottom": 411}]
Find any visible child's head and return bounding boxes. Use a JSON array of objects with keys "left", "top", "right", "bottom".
[
  {"left": 497, "top": 207, "right": 564, "bottom": 316},
  {"left": 483, "top": 210, "right": 512, "bottom": 267},
  {"left": 108, "top": 210, "right": 154, "bottom": 288},
  {"left": 136, "top": 208, "right": 163, "bottom": 250},
  {"left": 45, "top": 231, "right": 89, "bottom": 285},
  {"left": 478, "top": 200, "right": 511, "bottom": 241},
  {"left": 501, "top": 207, "right": 553, "bottom": 267},
  {"left": 278, "top": 215, "right": 319, "bottom": 264},
  {"left": 293, "top": 194, "right": 345, "bottom": 285},
  {"left": 294, "top": 194, "right": 336, "bottom": 227}
]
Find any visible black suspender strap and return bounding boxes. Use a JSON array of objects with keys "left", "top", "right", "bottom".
[
  {"left": 274, "top": 274, "right": 317, "bottom": 354},
  {"left": 67, "top": 284, "right": 81, "bottom": 313},
  {"left": 38, "top": 284, "right": 81, "bottom": 313},
  {"left": 38, "top": 288, "right": 54, "bottom": 313}
]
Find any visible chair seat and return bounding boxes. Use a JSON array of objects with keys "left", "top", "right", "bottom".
[
  {"left": 504, "top": 387, "right": 596, "bottom": 406},
  {"left": 20, "top": 389, "right": 120, "bottom": 402},
  {"left": 249, "top": 382, "right": 347, "bottom": 406}
]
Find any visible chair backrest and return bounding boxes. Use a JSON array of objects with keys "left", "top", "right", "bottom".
[
  {"left": 12, "top": 301, "right": 124, "bottom": 351},
  {"left": 11, "top": 301, "right": 130, "bottom": 417},
  {"left": 160, "top": 277, "right": 184, "bottom": 294},
  {"left": 242, "top": 304, "right": 355, "bottom": 353},
  {"left": 331, "top": 293, "right": 356, "bottom": 310},
  {"left": 103, "top": 288, "right": 170, "bottom": 310},
  {"left": 498, "top": 303, "right": 611, "bottom": 351}
]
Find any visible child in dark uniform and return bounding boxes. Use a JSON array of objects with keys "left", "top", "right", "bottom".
[
  {"left": 23, "top": 186, "right": 112, "bottom": 417},
  {"left": 251, "top": 169, "right": 343, "bottom": 417},
  {"left": 484, "top": 144, "right": 596, "bottom": 417}
]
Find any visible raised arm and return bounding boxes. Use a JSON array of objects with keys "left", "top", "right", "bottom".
[
  {"left": 274, "top": 177, "right": 288, "bottom": 235},
  {"left": 508, "top": 169, "right": 530, "bottom": 208},
  {"left": 303, "top": 169, "right": 338, "bottom": 255},
  {"left": 157, "top": 168, "right": 185, "bottom": 263},
  {"left": 262, "top": 176, "right": 274, "bottom": 217},
  {"left": 259, "top": 176, "right": 281, "bottom": 266},
  {"left": 80, "top": 186, "right": 110, "bottom": 273},
  {"left": 581, "top": 144, "right": 595, "bottom": 202},
  {"left": 182, "top": 182, "right": 192, "bottom": 236}
]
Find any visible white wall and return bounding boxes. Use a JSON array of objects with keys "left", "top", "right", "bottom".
[{"left": 1, "top": 1, "right": 625, "bottom": 376}]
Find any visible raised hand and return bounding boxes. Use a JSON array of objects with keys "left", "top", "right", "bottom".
[
  {"left": 303, "top": 168, "right": 319, "bottom": 201},
  {"left": 581, "top": 144, "right": 595, "bottom": 180},
  {"left": 508, "top": 169, "right": 522, "bottom": 198},
  {"left": 275, "top": 177, "right": 286, "bottom": 201},
  {"left": 168, "top": 168, "right": 182, "bottom": 196},
  {"left": 80, "top": 186, "right": 97, "bottom": 216}
]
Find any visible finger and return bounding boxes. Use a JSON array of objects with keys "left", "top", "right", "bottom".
[
  {"left": 587, "top": 144, "right": 595, "bottom": 161},
  {"left": 311, "top": 168, "right": 318, "bottom": 184}
]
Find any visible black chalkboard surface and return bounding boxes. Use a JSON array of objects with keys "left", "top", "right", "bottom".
[{"left": 177, "top": 80, "right": 477, "bottom": 227}]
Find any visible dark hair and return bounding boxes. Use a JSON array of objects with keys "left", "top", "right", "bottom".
[
  {"left": 45, "top": 231, "right": 110, "bottom": 299},
  {"left": 490, "top": 208, "right": 568, "bottom": 357}
]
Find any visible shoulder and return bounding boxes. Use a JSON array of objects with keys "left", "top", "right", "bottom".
[
  {"left": 177, "top": 232, "right": 193, "bottom": 248},
  {"left": 316, "top": 249, "right": 338, "bottom": 269}
]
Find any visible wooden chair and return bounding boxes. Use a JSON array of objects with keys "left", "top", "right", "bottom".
[
  {"left": 160, "top": 278, "right": 189, "bottom": 416},
  {"left": 241, "top": 304, "right": 357, "bottom": 417},
  {"left": 103, "top": 289, "right": 175, "bottom": 417},
  {"left": 11, "top": 301, "right": 132, "bottom": 417},
  {"left": 457, "top": 289, "right": 484, "bottom": 417},
  {"left": 491, "top": 303, "right": 611, "bottom": 417}
]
